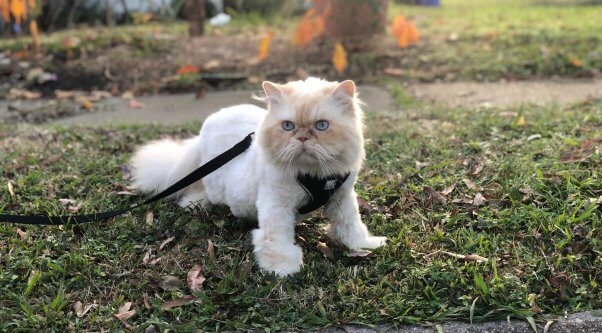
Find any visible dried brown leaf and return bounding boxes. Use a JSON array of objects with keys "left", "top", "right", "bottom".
[
  {"left": 73, "top": 301, "right": 95, "bottom": 318},
  {"left": 159, "top": 236, "right": 175, "bottom": 250},
  {"left": 113, "top": 301, "right": 136, "bottom": 322},
  {"left": 207, "top": 239, "right": 217, "bottom": 264},
  {"left": 463, "top": 178, "right": 482, "bottom": 191},
  {"left": 159, "top": 275, "right": 183, "bottom": 291},
  {"left": 317, "top": 242, "right": 334, "bottom": 259},
  {"left": 442, "top": 251, "right": 488, "bottom": 263},
  {"left": 440, "top": 183, "right": 456, "bottom": 196},
  {"left": 187, "top": 265, "right": 206, "bottom": 292},
  {"left": 145, "top": 211, "right": 154, "bottom": 225},
  {"left": 473, "top": 193, "right": 487, "bottom": 206},
  {"left": 160, "top": 295, "right": 197, "bottom": 310},
  {"left": 15, "top": 228, "right": 27, "bottom": 240},
  {"left": 7, "top": 181, "right": 15, "bottom": 198}
]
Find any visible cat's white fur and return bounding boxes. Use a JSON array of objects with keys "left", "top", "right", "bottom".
[{"left": 131, "top": 77, "right": 386, "bottom": 276}]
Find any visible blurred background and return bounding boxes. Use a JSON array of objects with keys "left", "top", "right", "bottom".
[{"left": 0, "top": 0, "right": 600, "bottom": 123}]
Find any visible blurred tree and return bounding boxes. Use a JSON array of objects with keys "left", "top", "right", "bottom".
[
  {"left": 313, "top": 0, "right": 389, "bottom": 49},
  {"left": 186, "top": 0, "right": 205, "bottom": 36}
]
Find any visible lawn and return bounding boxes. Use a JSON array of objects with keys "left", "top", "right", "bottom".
[{"left": 1, "top": 93, "right": 600, "bottom": 331}]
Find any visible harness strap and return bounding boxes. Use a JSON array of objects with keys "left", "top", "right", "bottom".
[
  {"left": 297, "top": 173, "right": 350, "bottom": 214},
  {"left": 0, "top": 133, "right": 254, "bottom": 225}
]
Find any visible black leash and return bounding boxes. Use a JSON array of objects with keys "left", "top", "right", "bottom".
[{"left": 0, "top": 133, "right": 254, "bottom": 226}]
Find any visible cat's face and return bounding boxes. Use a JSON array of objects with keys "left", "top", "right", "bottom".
[{"left": 258, "top": 78, "right": 364, "bottom": 176}]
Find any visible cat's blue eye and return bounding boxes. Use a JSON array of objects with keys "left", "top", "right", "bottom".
[
  {"left": 282, "top": 121, "right": 295, "bottom": 131},
  {"left": 315, "top": 120, "right": 329, "bottom": 131}
]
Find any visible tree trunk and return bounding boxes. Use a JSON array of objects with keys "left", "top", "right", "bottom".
[
  {"left": 186, "top": 0, "right": 206, "bottom": 37},
  {"left": 313, "top": 0, "right": 389, "bottom": 49}
]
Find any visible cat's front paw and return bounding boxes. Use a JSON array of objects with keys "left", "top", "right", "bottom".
[
  {"left": 252, "top": 229, "right": 303, "bottom": 277},
  {"left": 357, "top": 235, "right": 388, "bottom": 249},
  {"left": 346, "top": 236, "right": 389, "bottom": 250}
]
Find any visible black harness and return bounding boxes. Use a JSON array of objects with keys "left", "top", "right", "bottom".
[
  {"left": 0, "top": 133, "right": 348, "bottom": 225},
  {"left": 297, "top": 173, "right": 349, "bottom": 214}
]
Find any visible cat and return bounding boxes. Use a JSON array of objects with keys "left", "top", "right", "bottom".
[{"left": 130, "top": 77, "right": 387, "bottom": 276}]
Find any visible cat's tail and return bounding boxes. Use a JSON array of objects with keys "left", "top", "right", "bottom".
[{"left": 130, "top": 136, "right": 202, "bottom": 197}]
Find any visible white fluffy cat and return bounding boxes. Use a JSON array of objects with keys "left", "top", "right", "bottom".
[{"left": 131, "top": 77, "right": 387, "bottom": 276}]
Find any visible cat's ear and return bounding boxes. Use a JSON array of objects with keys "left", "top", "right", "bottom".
[
  {"left": 333, "top": 80, "right": 356, "bottom": 99},
  {"left": 262, "top": 81, "right": 282, "bottom": 98},
  {"left": 259, "top": 81, "right": 287, "bottom": 107}
]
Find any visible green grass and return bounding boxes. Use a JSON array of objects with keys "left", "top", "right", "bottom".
[
  {"left": 1, "top": 97, "right": 600, "bottom": 331},
  {"left": 386, "top": 0, "right": 602, "bottom": 81}
]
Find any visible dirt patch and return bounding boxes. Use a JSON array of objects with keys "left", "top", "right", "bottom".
[{"left": 411, "top": 79, "right": 602, "bottom": 108}]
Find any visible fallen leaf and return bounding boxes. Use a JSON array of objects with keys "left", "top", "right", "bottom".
[
  {"left": 440, "top": 183, "right": 456, "bottom": 196},
  {"left": 113, "top": 301, "right": 136, "bottom": 322},
  {"left": 55, "top": 90, "right": 76, "bottom": 99},
  {"left": 528, "top": 293, "right": 542, "bottom": 314},
  {"left": 331, "top": 42, "right": 347, "bottom": 74},
  {"left": 176, "top": 65, "right": 200, "bottom": 75},
  {"left": 73, "top": 301, "right": 95, "bottom": 318},
  {"left": 159, "top": 275, "right": 183, "bottom": 291},
  {"left": 8, "top": 88, "right": 41, "bottom": 100},
  {"left": 570, "top": 59, "right": 583, "bottom": 67},
  {"left": 382, "top": 67, "right": 404, "bottom": 77},
  {"left": 142, "top": 249, "right": 153, "bottom": 265},
  {"left": 160, "top": 295, "right": 197, "bottom": 310},
  {"left": 346, "top": 249, "right": 372, "bottom": 257},
  {"left": 317, "top": 242, "right": 334, "bottom": 259},
  {"left": 527, "top": 134, "right": 541, "bottom": 142},
  {"left": 159, "top": 236, "right": 175, "bottom": 250},
  {"left": 7, "top": 181, "right": 15, "bottom": 197},
  {"left": 121, "top": 91, "right": 134, "bottom": 100},
  {"left": 442, "top": 251, "right": 488, "bottom": 263},
  {"left": 470, "top": 164, "right": 484, "bottom": 176},
  {"left": 203, "top": 59, "right": 220, "bottom": 70},
  {"left": 62, "top": 36, "right": 81, "bottom": 49},
  {"left": 543, "top": 320, "right": 556, "bottom": 333},
  {"left": 117, "top": 191, "right": 136, "bottom": 195},
  {"left": 129, "top": 99, "right": 145, "bottom": 109},
  {"left": 520, "top": 187, "right": 534, "bottom": 202},
  {"left": 415, "top": 161, "right": 431, "bottom": 169},
  {"left": 145, "top": 211, "right": 154, "bottom": 225},
  {"left": 473, "top": 193, "right": 487, "bottom": 206},
  {"left": 59, "top": 198, "right": 80, "bottom": 213},
  {"left": 15, "top": 228, "right": 27, "bottom": 240},
  {"left": 79, "top": 98, "right": 94, "bottom": 110},
  {"left": 463, "top": 178, "right": 482, "bottom": 191},
  {"left": 207, "top": 239, "right": 217, "bottom": 264},
  {"left": 187, "top": 265, "right": 206, "bottom": 292},
  {"left": 90, "top": 90, "right": 112, "bottom": 100}
]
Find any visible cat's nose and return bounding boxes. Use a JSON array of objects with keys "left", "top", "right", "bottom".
[{"left": 297, "top": 136, "right": 310, "bottom": 142}]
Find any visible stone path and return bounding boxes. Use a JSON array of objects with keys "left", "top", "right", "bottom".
[
  {"left": 411, "top": 79, "right": 602, "bottom": 108},
  {"left": 52, "top": 85, "right": 397, "bottom": 126}
]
